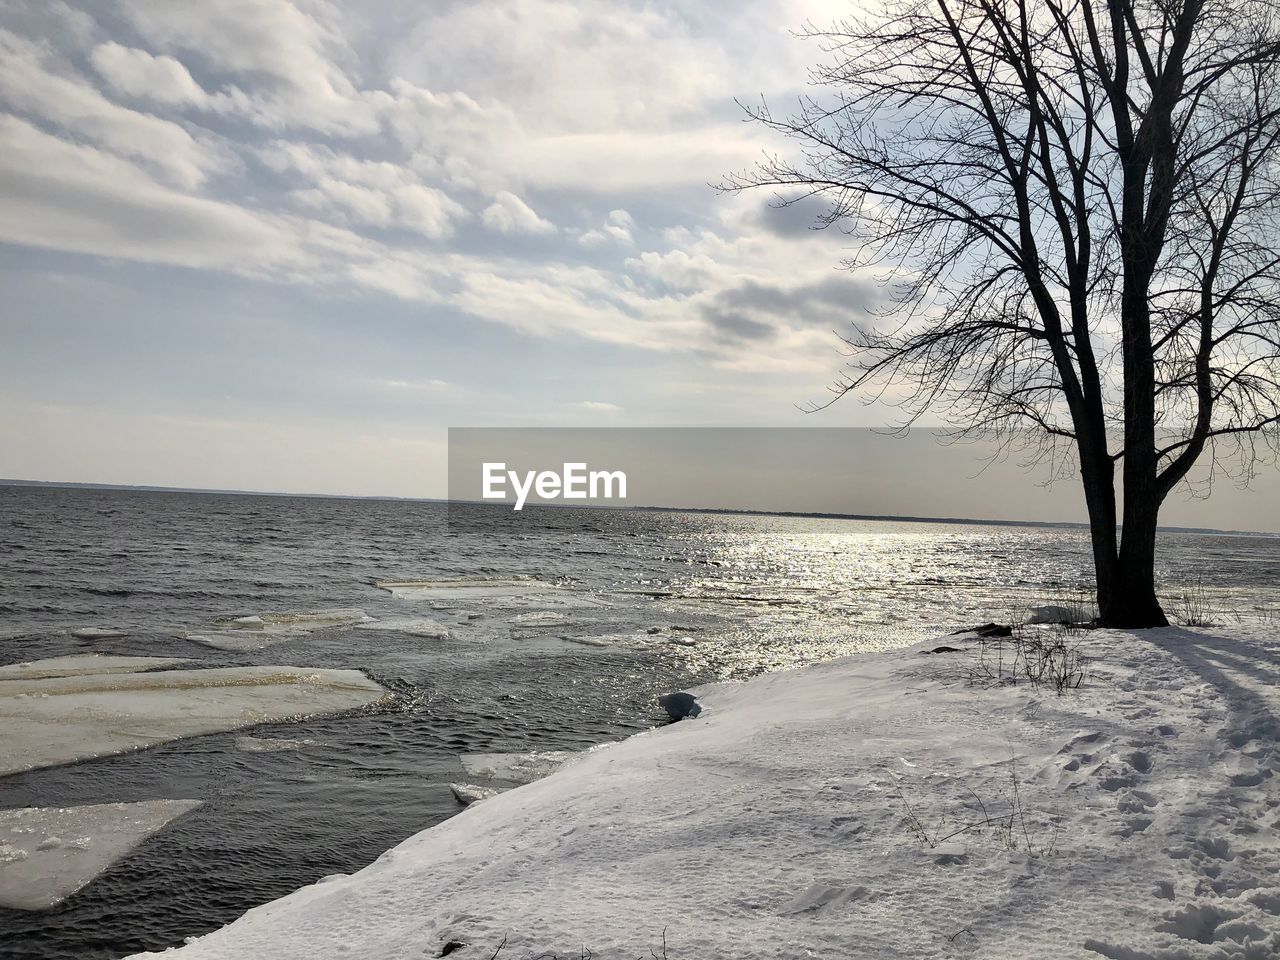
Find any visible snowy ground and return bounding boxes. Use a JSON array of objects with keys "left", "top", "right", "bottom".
[{"left": 131, "top": 626, "right": 1278, "bottom": 960}]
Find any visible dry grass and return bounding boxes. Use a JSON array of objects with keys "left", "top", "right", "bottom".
[
  {"left": 896, "top": 754, "right": 1061, "bottom": 857},
  {"left": 965, "top": 627, "right": 1089, "bottom": 694}
]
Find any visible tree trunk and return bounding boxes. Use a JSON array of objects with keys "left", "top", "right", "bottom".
[
  {"left": 1076, "top": 401, "right": 1168, "bottom": 628},
  {"left": 1104, "top": 196, "right": 1170, "bottom": 629},
  {"left": 1099, "top": 499, "right": 1170, "bottom": 628},
  {"left": 1077, "top": 438, "right": 1120, "bottom": 622}
]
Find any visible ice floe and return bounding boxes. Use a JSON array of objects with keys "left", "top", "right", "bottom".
[
  {"left": 562, "top": 635, "right": 611, "bottom": 648},
  {"left": 1026, "top": 604, "right": 1078, "bottom": 624},
  {"left": 0, "top": 799, "right": 201, "bottom": 910},
  {"left": 561, "top": 630, "right": 697, "bottom": 652},
  {"left": 0, "top": 654, "right": 192, "bottom": 680},
  {"left": 448, "top": 783, "right": 501, "bottom": 806},
  {"left": 70, "top": 627, "right": 129, "bottom": 640},
  {"left": 184, "top": 608, "right": 372, "bottom": 651},
  {"left": 457, "top": 750, "right": 578, "bottom": 784},
  {"left": 354, "top": 618, "right": 450, "bottom": 639},
  {"left": 0, "top": 661, "right": 388, "bottom": 776}
]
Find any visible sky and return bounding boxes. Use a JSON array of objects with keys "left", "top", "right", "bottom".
[{"left": 2, "top": 0, "right": 1278, "bottom": 529}]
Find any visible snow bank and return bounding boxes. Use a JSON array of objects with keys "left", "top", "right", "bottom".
[
  {"left": 128, "top": 627, "right": 1279, "bottom": 960},
  {"left": 0, "top": 661, "right": 388, "bottom": 775},
  {"left": 0, "top": 800, "right": 201, "bottom": 910}
]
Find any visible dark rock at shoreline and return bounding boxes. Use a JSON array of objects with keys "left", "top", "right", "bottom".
[
  {"left": 659, "top": 691, "right": 702, "bottom": 720},
  {"left": 950, "top": 622, "right": 1013, "bottom": 638}
]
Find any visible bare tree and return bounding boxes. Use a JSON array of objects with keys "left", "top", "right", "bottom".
[{"left": 728, "top": 0, "right": 1280, "bottom": 627}]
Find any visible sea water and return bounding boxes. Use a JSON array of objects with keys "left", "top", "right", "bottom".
[{"left": 1, "top": 484, "right": 1277, "bottom": 959}]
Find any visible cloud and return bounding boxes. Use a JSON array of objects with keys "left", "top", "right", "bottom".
[
  {"left": 0, "top": 29, "right": 224, "bottom": 189},
  {"left": 260, "top": 141, "right": 467, "bottom": 238},
  {"left": 579, "top": 400, "right": 622, "bottom": 412},
  {"left": 481, "top": 191, "right": 555, "bottom": 235},
  {"left": 0, "top": 114, "right": 286, "bottom": 269},
  {"left": 712, "top": 276, "right": 879, "bottom": 321},
  {"left": 387, "top": 0, "right": 730, "bottom": 131},
  {"left": 0, "top": 1, "right": 866, "bottom": 379},
  {"left": 626, "top": 248, "right": 717, "bottom": 291},
  {"left": 506, "top": 126, "right": 769, "bottom": 193},
  {"left": 378, "top": 378, "right": 450, "bottom": 392},
  {"left": 578, "top": 209, "right": 637, "bottom": 247},
  {"left": 114, "top": 0, "right": 381, "bottom": 135},
  {"left": 89, "top": 42, "right": 207, "bottom": 106},
  {"left": 116, "top": 0, "right": 350, "bottom": 94}
]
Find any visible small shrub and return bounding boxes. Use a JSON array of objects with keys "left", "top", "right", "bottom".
[
  {"left": 965, "top": 628, "right": 1088, "bottom": 694},
  {"left": 1172, "top": 578, "right": 1222, "bottom": 627}
]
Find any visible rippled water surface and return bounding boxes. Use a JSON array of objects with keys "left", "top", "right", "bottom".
[{"left": 1, "top": 485, "right": 1277, "bottom": 959}]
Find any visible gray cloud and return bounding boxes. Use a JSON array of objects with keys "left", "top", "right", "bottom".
[
  {"left": 700, "top": 274, "right": 882, "bottom": 345},
  {"left": 756, "top": 195, "right": 828, "bottom": 238},
  {"left": 701, "top": 307, "right": 777, "bottom": 342}
]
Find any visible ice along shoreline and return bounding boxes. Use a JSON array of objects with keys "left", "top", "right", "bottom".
[{"left": 0, "top": 654, "right": 392, "bottom": 915}]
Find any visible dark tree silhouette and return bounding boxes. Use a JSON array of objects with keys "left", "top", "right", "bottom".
[{"left": 729, "top": 0, "right": 1280, "bottom": 627}]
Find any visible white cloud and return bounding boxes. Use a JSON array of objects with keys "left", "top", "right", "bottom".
[
  {"left": 380, "top": 378, "right": 449, "bottom": 391},
  {"left": 626, "top": 249, "right": 717, "bottom": 291},
  {"left": 115, "top": 0, "right": 380, "bottom": 135},
  {"left": 393, "top": 184, "right": 466, "bottom": 238},
  {"left": 0, "top": 30, "right": 223, "bottom": 189},
  {"left": 0, "top": 0, "right": 864, "bottom": 378},
  {"left": 89, "top": 42, "right": 207, "bottom": 106},
  {"left": 387, "top": 0, "right": 729, "bottom": 132},
  {"left": 117, "top": 0, "right": 351, "bottom": 95},
  {"left": 0, "top": 114, "right": 285, "bottom": 270},
  {"left": 261, "top": 142, "right": 466, "bottom": 238},
  {"left": 481, "top": 191, "right": 555, "bottom": 235},
  {"left": 500, "top": 126, "right": 769, "bottom": 193},
  {"left": 579, "top": 209, "right": 635, "bottom": 246},
  {"left": 580, "top": 400, "right": 622, "bottom": 412}
]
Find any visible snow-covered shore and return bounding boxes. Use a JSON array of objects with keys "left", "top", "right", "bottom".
[{"left": 132, "top": 626, "right": 1279, "bottom": 960}]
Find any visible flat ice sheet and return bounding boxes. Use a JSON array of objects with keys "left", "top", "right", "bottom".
[
  {"left": 449, "top": 783, "right": 501, "bottom": 806},
  {"left": 458, "top": 751, "right": 579, "bottom": 784},
  {"left": 0, "top": 664, "right": 388, "bottom": 776},
  {"left": 184, "top": 609, "right": 371, "bottom": 651},
  {"left": 0, "top": 799, "right": 201, "bottom": 910},
  {"left": 354, "top": 618, "right": 450, "bottom": 639},
  {"left": 70, "top": 628, "right": 128, "bottom": 640},
  {"left": 0, "top": 655, "right": 193, "bottom": 681}
]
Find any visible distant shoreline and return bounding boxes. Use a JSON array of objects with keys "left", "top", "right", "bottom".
[{"left": 4, "top": 477, "right": 1276, "bottom": 539}]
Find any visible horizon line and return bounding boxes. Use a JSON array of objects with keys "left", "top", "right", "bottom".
[{"left": 3, "top": 477, "right": 1276, "bottom": 539}]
